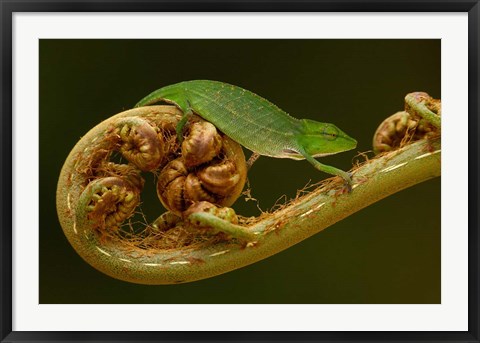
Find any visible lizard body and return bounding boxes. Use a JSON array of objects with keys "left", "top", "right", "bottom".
[{"left": 136, "top": 80, "right": 357, "bottom": 185}]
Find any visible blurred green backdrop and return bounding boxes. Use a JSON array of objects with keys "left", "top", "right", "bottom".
[{"left": 40, "top": 39, "right": 440, "bottom": 304}]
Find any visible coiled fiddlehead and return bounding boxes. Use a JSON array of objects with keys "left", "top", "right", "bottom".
[
  {"left": 77, "top": 177, "right": 140, "bottom": 236},
  {"left": 57, "top": 93, "right": 441, "bottom": 285},
  {"left": 57, "top": 106, "right": 251, "bottom": 284},
  {"left": 373, "top": 92, "right": 441, "bottom": 154},
  {"left": 116, "top": 117, "right": 165, "bottom": 171},
  {"left": 157, "top": 120, "right": 247, "bottom": 216}
]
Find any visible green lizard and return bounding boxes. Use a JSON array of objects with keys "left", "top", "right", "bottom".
[{"left": 135, "top": 80, "right": 357, "bottom": 188}]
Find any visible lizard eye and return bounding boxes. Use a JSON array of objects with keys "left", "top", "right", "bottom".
[{"left": 322, "top": 125, "right": 338, "bottom": 141}]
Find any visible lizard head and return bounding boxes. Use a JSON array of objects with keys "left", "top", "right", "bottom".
[{"left": 296, "top": 119, "right": 357, "bottom": 157}]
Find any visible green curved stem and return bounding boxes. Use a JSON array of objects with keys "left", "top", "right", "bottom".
[
  {"left": 405, "top": 92, "right": 441, "bottom": 129},
  {"left": 188, "top": 212, "right": 258, "bottom": 242},
  {"left": 57, "top": 106, "right": 440, "bottom": 284}
]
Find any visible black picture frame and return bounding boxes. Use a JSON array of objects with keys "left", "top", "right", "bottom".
[{"left": 1, "top": 1, "right": 478, "bottom": 342}]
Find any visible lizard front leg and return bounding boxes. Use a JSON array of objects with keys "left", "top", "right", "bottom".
[
  {"left": 299, "top": 148, "right": 353, "bottom": 192},
  {"left": 175, "top": 100, "right": 194, "bottom": 143}
]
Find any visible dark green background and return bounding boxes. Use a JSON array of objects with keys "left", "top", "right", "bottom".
[{"left": 40, "top": 39, "right": 440, "bottom": 304}]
